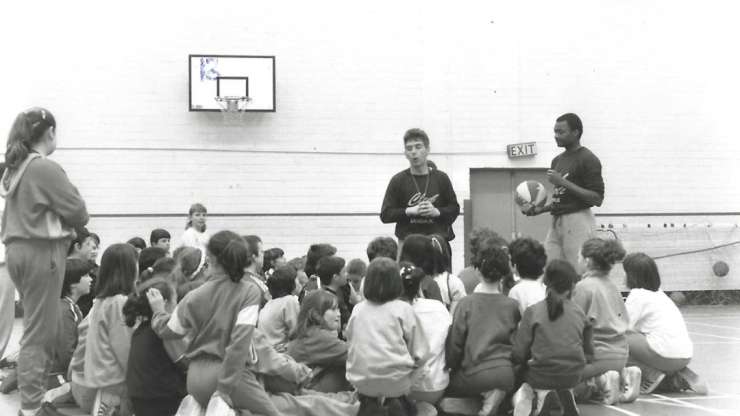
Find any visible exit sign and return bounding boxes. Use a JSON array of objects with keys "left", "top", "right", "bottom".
[{"left": 507, "top": 142, "right": 537, "bottom": 158}]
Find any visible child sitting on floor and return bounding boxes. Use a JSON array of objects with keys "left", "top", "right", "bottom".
[
  {"left": 573, "top": 238, "right": 633, "bottom": 405},
  {"left": 346, "top": 257, "right": 431, "bottom": 416},
  {"left": 287, "top": 290, "right": 350, "bottom": 392},
  {"left": 258, "top": 265, "right": 301, "bottom": 350},
  {"left": 445, "top": 243, "right": 520, "bottom": 416},
  {"left": 512, "top": 260, "right": 593, "bottom": 416},
  {"left": 124, "top": 277, "right": 186, "bottom": 416},
  {"left": 622, "top": 252, "right": 706, "bottom": 395},
  {"left": 507, "top": 237, "right": 547, "bottom": 315}
]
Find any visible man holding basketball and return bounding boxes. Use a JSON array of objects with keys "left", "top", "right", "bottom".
[
  {"left": 524, "top": 113, "right": 604, "bottom": 273},
  {"left": 381, "top": 128, "right": 460, "bottom": 242}
]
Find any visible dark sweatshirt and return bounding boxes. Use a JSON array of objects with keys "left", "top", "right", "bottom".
[
  {"left": 550, "top": 147, "right": 604, "bottom": 216},
  {"left": 1, "top": 154, "right": 88, "bottom": 243},
  {"left": 511, "top": 299, "right": 595, "bottom": 389},
  {"left": 446, "top": 293, "right": 520, "bottom": 375},
  {"left": 380, "top": 167, "right": 460, "bottom": 241}
]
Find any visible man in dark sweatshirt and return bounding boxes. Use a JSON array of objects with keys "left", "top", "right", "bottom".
[
  {"left": 524, "top": 113, "right": 604, "bottom": 274},
  {"left": 380, "top": 128, "right": 460, "bottom": 242}
]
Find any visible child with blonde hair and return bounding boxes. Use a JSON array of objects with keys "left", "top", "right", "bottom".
[
  {"left": 180, "top": 203, "right": 209, "bottom": 253},
  {"left": 573, "top": 238, "right": 632, "bottom": 405}
]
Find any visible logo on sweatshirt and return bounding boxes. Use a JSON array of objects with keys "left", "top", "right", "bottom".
[
  {"left": 552, "top": 172, "right": 569, "bottom": 204},
  {"left": 407, "top": 193, "right": 439, "bottom": 207}
]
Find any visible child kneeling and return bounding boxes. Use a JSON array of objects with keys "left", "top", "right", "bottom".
[
  {"left": 511, "top": 260, "right": 594, "bottom": 416},
  {"left": 623, "top": 253, "right": 706, "bottom": 395},
  {"left": 346, "top": 257, "right": 431, "bottom": 416},
  {"left": 446, "top": 244, "right": 520, "bottom": 416}
]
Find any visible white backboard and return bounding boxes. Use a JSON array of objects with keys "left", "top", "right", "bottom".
[{"left": 189, "top": 55, "right": 275, "bottom": 112}]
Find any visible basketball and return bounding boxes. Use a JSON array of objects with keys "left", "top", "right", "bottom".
[
  {"left": 514, "top": 180, "right": 548, "bottom": 208},
  {"left": 713, "top": 261, "right": 730, "bottom": 277}
]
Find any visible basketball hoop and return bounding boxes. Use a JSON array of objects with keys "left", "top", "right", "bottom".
[{"left": 215, "top": 96, "right": 251, "bottom": 122}]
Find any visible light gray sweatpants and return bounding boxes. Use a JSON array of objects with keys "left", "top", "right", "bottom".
[
  {"left": 545, "top": 209, "right": 597, "bottom": 275},
  {"left": 6, "top": 239, "right": 69, "bottom": 410},
  {"left": 0, "top": 263, "right": 16, "bottom": 360}
]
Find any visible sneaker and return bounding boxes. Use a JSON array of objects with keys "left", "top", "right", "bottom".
[
  {"left": 512, "top": 383, "right": 535, "bottom": 416},
  {"left": 534, "top": 389, "right": 557, "bottom": 415},
  {"left": 479, "top": 389, "right": 506, "bottom": 416},
  {"left": 619, "top": 366, "right": 642, "bottom": 403},
  {"left": 556, "top": 389, "right": 580, "bottom": 416},
  {"left": 596, "top": 371, "right": 620, "bottom": 405},
  {"left": 438, "top": 397, "right": 480, "bottom": 415},
  {"left": 640, "top": 368, "right": 666, "bottom": 395},
  {"left": 415, "top": 401, "right": 438, "bottom": 416},
  {"left": 36, "top": 402, "right": 67, "bottom": 416},
  {"left": 674, "top": 367, "right": 708, "bottom": 395}
]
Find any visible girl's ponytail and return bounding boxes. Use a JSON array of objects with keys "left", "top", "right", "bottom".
[
  {"left": 123, "top": 278, "right": 174, "bottom": 326},
  {"left": 122, "top": 292, "right": 147, "bottom": 327},
  {"left": 399, "top": 261, "right": 426, "bottom": 301},
  {"left": 207, "top": 231, "right": 249, "bottom": 282},
  {"left": 5, "top": 108, "right": 56, "bottom": 172},
  {"left": 543, "top": 259, "right": 578, "bottom": 321},
  {"left": 545, "top": 291, "right": 565, "bottom": 321},
  {"left": 5, "top": 113, "right": 33, "bottom": 171}
]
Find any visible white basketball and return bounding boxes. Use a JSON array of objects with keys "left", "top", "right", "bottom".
[{"left": 514, "top": 180, "right": 547, "bottom": 208}]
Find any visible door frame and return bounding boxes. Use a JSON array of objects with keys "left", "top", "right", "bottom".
[{"left": 464, "top": 167, "right": 549, "bottom": 266}]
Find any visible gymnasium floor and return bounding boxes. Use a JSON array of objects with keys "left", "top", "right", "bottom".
[{"left": 0, "top": 306, "right": 738, "bottom": 416}]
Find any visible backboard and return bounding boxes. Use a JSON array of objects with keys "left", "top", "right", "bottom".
[{"left": 189, "top": 55, "right": 276, "bottom": 112}]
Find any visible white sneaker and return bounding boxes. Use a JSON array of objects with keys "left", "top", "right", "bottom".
[
  {"left": 512, "top": 383, "right": 535, "bottom": 416},
  {"left": 415, "top": 401, "right": 438, "bottom": 416},
  {"left": 619, "top": 366, "right": 642, "bottom": 403},
  {"left": 479, "top": 389, "right": 506, "bottom": 416},
  {"left": 596, "top": 371, "right": 620, "bottom": 405},
  {"left": 205, "top": 392, "right": 236, "bottom": 416}
]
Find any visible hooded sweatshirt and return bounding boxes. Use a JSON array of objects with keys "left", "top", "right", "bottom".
[{"left": 1, "top": 153, "right": 88, "bottom": 243}]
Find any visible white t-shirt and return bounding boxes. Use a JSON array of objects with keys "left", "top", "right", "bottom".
[
  {"left": 433, "top": 272, "right": 467, "bottom": 315},
  {"left": 625, "top": 288, "right": 693, "bottom": 359},
  {"left": 180, "top": 227, "right": 209, "bottom": 253},
  {"left": 508, "top": 278, "right": 546, "bottom": 315},
  {"left": 257, "top": 295, "right": 300, "bottom": 347},
  {"left": 411, "top": 298, "right": 452, "bottom": 392}
]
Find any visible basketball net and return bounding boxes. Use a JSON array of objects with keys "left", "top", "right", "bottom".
[{"left": 215, "top": 96, "right": 251, "bottom": 123}]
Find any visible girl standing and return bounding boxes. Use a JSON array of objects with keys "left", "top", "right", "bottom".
[
  {"left": 180, "top": 203, "right": 209, "bottom": 254},
  {"left": 1, "top": 108, "right": 88, "bottom": 416}
]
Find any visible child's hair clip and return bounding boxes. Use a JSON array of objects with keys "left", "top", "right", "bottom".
[{"left": 400, "top": 265, "right": 416, "bottom": 278}]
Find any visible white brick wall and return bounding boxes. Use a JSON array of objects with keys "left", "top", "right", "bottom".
[{"left": 1, "top": 1, "right": 739, "bottom": 275}]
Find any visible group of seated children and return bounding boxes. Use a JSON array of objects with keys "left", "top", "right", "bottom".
[{"left": 19, "top": 203, "right": 705, "bottom": 416}]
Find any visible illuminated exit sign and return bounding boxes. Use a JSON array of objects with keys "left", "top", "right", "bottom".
[{"left": 507, "top": 142, "right": 537, "bottom": 158}]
